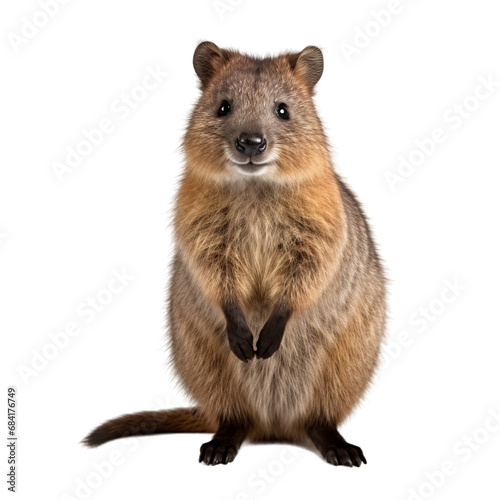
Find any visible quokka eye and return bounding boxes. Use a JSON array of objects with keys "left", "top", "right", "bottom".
[
  {"left": 276, "top": 103, "right": 289, "bottom": 120},
  {"left": 217, "top": 100, "right": 231, "bottom": 117}
]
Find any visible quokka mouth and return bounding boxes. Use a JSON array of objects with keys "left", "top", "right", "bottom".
[{"left": 229, "top": 159, "right": 274, "bottom": 175}]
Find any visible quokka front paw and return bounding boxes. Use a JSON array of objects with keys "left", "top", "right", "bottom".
[
  {"left": 226, "top": 323, "right": 254, "bottom": 362},
  {"left": 255, "top": 304, "right": 291, "bottom": 359}
]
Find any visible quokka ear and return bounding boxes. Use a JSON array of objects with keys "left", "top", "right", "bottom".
[
  {"left": 289, "top": 46, "right": 324, "bottom": 91},
  {"left": 193, "top": 41, "right": 232, "bottom": 89}
]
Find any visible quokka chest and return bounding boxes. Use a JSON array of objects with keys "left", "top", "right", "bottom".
[{"left": 225, "top": 210, "right": 289, "bottom": 306}]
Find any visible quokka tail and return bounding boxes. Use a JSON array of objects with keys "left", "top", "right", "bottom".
[{"left": 82, "top": 407, "right": 214, "bottom": 448}]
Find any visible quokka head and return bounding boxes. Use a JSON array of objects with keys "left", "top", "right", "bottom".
[{"left": 183, "top": 41, "right": 330, "bottom": 185}]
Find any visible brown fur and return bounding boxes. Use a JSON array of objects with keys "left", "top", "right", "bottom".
[
  {"left": 83, "top": 408, "right": 214, "bottom": 447},
  {"left": 84, "top": 42, "right": 386, "bottom": 465}
]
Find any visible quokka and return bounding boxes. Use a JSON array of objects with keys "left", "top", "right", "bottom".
[{"left": 84, "top": 41, "right": 387, "bottom": 467}]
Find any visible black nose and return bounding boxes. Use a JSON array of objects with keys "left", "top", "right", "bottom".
[{"left": 235, "top": 133, "right": 267, "bottom": 157}]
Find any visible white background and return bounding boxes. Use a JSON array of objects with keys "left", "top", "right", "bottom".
[{"left": 1, "top": 0, "right": 500, "bottom": 499}]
